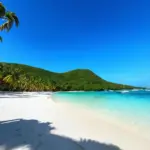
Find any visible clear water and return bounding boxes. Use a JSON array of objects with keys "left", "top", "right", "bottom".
[{"left": 52, "top": 90, "right": 150, "bottom": 137}]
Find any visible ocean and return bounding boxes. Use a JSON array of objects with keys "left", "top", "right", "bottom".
[{"left": 52, "top": 90, "right": 150, "bottom": 139}]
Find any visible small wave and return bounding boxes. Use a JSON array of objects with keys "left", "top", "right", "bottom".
[
  {"left": 121, "top": 90, "right": 129, "bottom": 93},
  {"left": 68, "top": 91, "right": 85, "bottom": 93},
  {"left": 145, "top": 89, "right": 150, "bottom": 92},
  {"left": 109, "top": 90, "right": 114, "bottom": 92},
  {"left": 132, "top": 89, "right": 139, "bottom": 91}
]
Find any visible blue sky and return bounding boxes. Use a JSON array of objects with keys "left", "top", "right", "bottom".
[{"left": 0, "top": 0, "right": 150, "bottom": 87}]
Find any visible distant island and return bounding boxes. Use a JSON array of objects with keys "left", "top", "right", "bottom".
[{"left": 0, "top": 62, "right": 139, "bottom": 91}]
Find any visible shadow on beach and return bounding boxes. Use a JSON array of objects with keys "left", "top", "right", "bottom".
[{"left": 0, "top": 119, "right": 122, "bottom": 150}]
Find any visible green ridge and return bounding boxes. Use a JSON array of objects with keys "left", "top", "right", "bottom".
[{"left": 0, "top": 62, "right": 137, "bottom": 91}]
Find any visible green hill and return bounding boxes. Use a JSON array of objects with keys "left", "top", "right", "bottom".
[{"left": 0, "top": 62, "right": 136, "bottom": 91}]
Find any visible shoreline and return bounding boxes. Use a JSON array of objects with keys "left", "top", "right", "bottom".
[
  {"left": 0, "top": 88, "right": 145, "bottom": 93},
  {"left": 57, "top": 98, "right": 150, "bottom": 141},
  {"left": 51, "top": 98, "right": 150, "bottom": 150},
  {"left": 0, "top": 92, "right": 150, "bottom": 150}
]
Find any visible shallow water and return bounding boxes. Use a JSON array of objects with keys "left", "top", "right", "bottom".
[{"left": 52, "top": 90, "right": 150, "bottom": 139}]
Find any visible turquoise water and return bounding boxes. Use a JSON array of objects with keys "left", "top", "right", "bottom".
[{"left": 52, "top": 90, "right": 150, "bottom": 133}]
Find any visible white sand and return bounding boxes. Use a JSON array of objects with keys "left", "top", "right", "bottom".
[{"left": 0, "top": 92, "right": 150, "bottom": 150}]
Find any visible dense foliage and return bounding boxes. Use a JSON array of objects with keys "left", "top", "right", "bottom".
[
  {"left": 0, "top": 2, "right": 19, "bottom": 42},
  {"left": 0, "top": 62, "right": 136, "bottom": 91}
]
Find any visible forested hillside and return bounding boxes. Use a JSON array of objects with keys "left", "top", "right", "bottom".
[{"left": 0, "top": 62, "right": 136, "bottom": 91}]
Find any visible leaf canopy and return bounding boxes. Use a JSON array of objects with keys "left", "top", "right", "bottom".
[{"left": 0, "top": 2, "right": 19, "bottom": 42}]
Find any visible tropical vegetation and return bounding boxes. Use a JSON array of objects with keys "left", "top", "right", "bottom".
[
  {"left": 0, "top": 2, "right": 19, "bottom": 42},
  {"left": 0, "top": 62, "right": 137, "bottom": 91}
]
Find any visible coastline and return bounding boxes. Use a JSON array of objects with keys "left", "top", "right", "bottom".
[
  {"left": 0, "top": 92, "right": 150, "bottom": 150},
  {"left": 52, "top": 98, "right": 150, "bottom": 149},
  {"left": 54, "top": 96, "right": 150, "bottom": 141}
]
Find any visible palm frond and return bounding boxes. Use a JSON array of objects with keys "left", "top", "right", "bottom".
[
  {"left": 0, "top": 21, "right": 13, "bottom": 32},
  {"left": 5, "top": 11, "right": 14, "bottom": 21},
  {"left": 0, "top": 11, "right": 19, "bottom": 32},
  {"left": 0, "top": 2, "right": 6, "bottom": 18},
  {"left": 0, "top": 11, "right": 18, "bottom": 32},
  {"left": 3, "top": 74, "right": 13, "bottom": 84},
  {"left": 0, "top": 22, "right": 7, "bottom": 31},
  {"left": 5, "top": 11, "right": 19, "bottom": 26},
  {"left": 0, "top": 3, "right": 19, "bottom": 42},
  {"left": 0, "top": 36, "right": 2, "bottom": 42},
  {"left": 11, "top": 12, "right": 19, "bottom": 27}
]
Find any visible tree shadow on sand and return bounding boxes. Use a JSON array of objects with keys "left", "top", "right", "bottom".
[{"left": 0, "top": 119, "right": 122, "bottom": 150}]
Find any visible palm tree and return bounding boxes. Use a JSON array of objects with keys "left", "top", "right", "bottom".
[
  {"left": 0, "top": 2, "right": 19, "bottom": 42},
  {"left": 3, "top": 74, "right": 13, "bottom": 84}
]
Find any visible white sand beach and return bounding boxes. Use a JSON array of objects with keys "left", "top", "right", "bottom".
[{"left": 0, "top": 92, "right": 150, "bottom": 150}]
